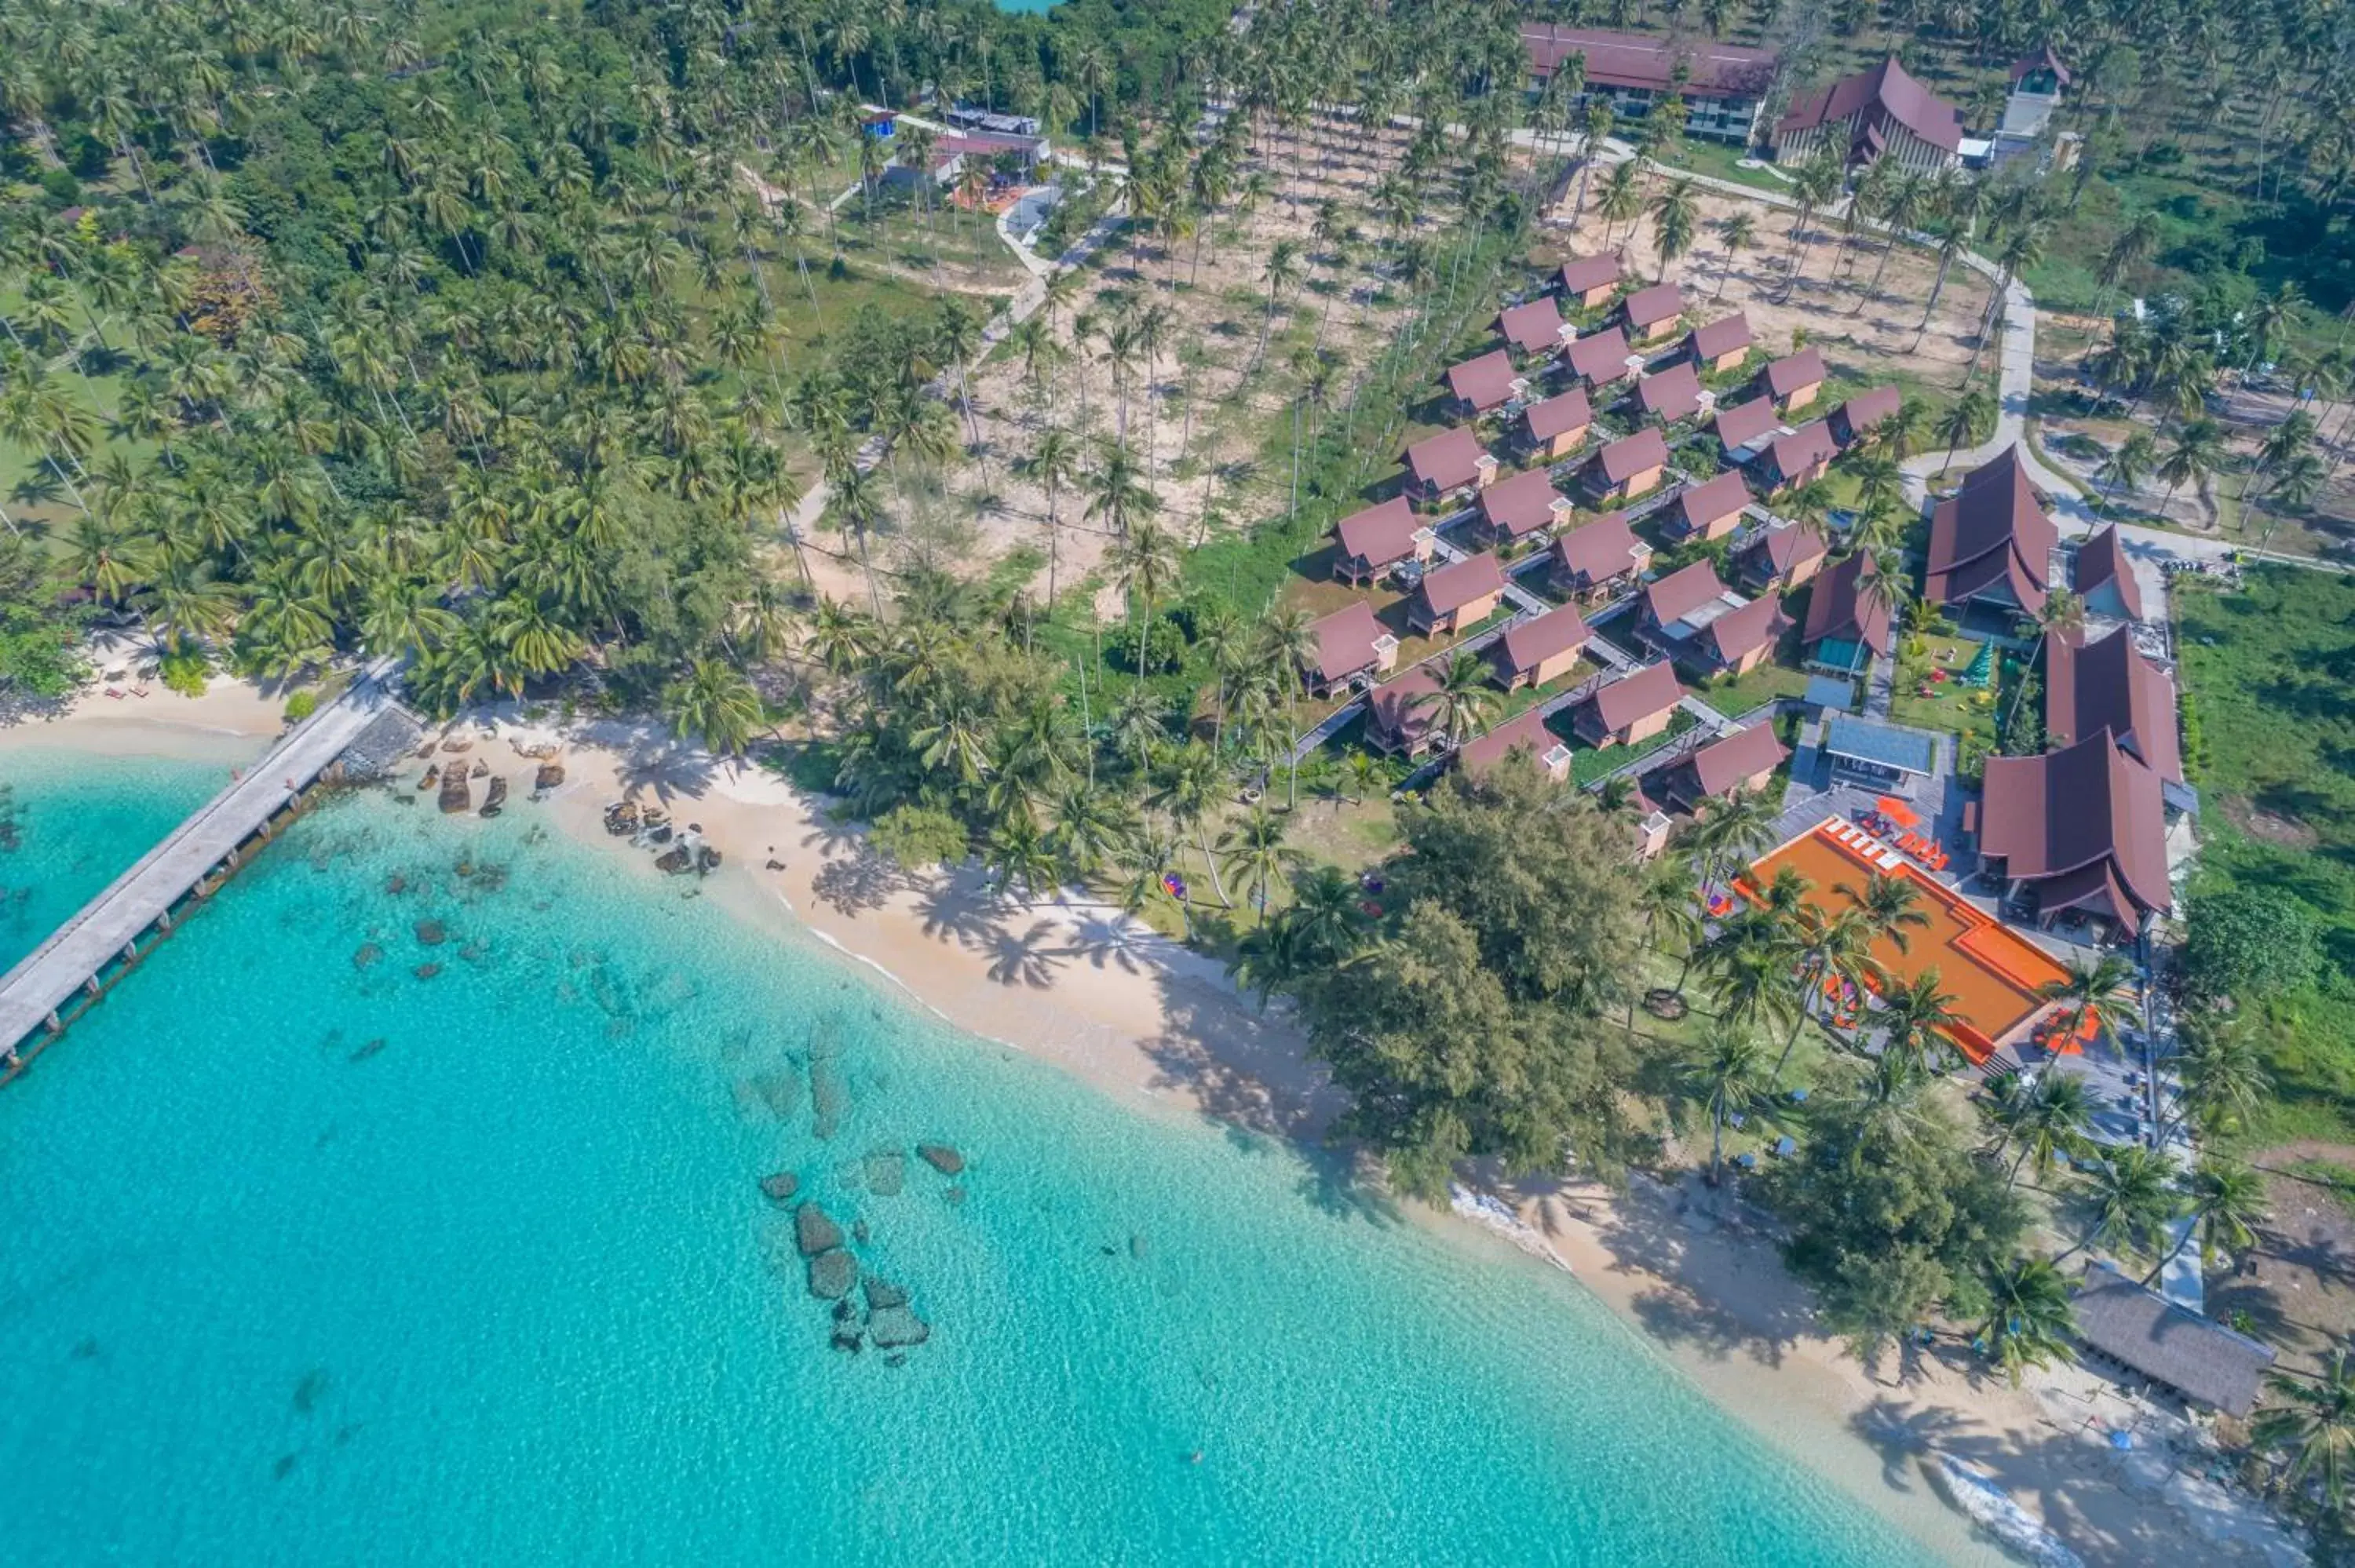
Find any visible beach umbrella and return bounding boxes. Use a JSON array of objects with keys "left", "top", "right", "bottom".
[
  {"left": 1875, "top": 795, "right": 1919, "bottom": 828},
  {"left": 1162, "top": 870, "right": 1188, "bottom": 901}
]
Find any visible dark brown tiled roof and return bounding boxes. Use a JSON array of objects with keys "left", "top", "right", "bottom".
[
  {"left": 1924, "top": 446, "right": 2056, "bottom": 612},
  {"left": 1685, "top": 721, "right": 1789, "bottom": 799},
  {"left": 1497, "top": 297, "right": 1567, "bottom": 355},
  {"left": 1833, "top": 384, "right": 1902, "bottom": 443},
  {"left": 1713, "top": 396, "right": 1780, "bottom": 453},
  {"left": 1762, "top": 347, "right": 1827, "bottom": 399},
  {"left": 1459, "top": 706, "right": 1565, "bottom": 775},
  {"left": 1777, "top": 56, "right": 1964, "bottom": 154},
  {"left": 2072, "top": 1263, "right": 2273, "bottom": 1416},
  {"left": 2047, "top": 625, "right": 2181, "bottom": 784},
  {"left": 1445, "top": 349, "right": 1522, "bottom": 410},
  {"left": 2010, "top": 45, "right": 2072, "bottom": 88},
  {"left": 1704, "top": 594, "right": 1790, "bottom": 665},
  {"left": 1367, "top": 665, "right": 1444, "bottom": 747},
  {"left": 1478, "top": 469, "right": 1568, "bottom": 540},
  {"left": 1981, "top": 729, "right": 2171, "bottom": 933},
  {"left": 1494, "top": 603, "right": 1590, "bottom": 677},
  {"left": 1676, "top": 471, "right": 1753, "bottom": 535},
  {"left": 1588, "top": 660, "right": 1683, "bottom": 731},
  {"left": 2072, "top": 523, "right": 2146, "bottom": 622},
  {"left": 1637, "top": 361, "right": 1705, "bottom": 423},
  {"left": 1802, "top": 552, "right": 1893, "bottom": 656},
  {"left": 1415, "top": 551, "right": 1507, "bottom": 617},
  {"left": 1402, "top": 427, "right": 1491, "bottom": 491},
  {"left": 1595, "top": 427, "right": 1670, "bottom": 484},
  {"left": 1765, "top": 421, "right": 1839, "bottom": 481},
  {"left": 1521, "top": 27, "right": 1777, "bottom": 97},
  {"left": 1565, "top": 326, "right": 1635, "bottom": 384},
  {"left": 1558, "top": 253, "right": 1623, "bottom": 294},
  {"left": 1307, "top": 600, "right": 1389, "bottom": 685},
  {"left": 1689, "top": 313, "right": 1754, "bottom": 362},
  {"left": 1623, "top": 282, "right": 1686, "bottom": 330},
  {"left": 1743, "top": 520, "right": 1829, "bottom": 578},
  {"left": 1525, "top": 388, "right": 1593, "bottom": 443},
  {"left": 1552, "top": 511, "right": 1646, "bottom": 585},
  {"left": 1645, "top": 559, "right": 1732, "bottom": 627},
  {"left": 1334, "top": 497, "right": 1420, "bottom": 568}
]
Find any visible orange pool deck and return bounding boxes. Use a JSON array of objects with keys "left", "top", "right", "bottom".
[{"left": 1742, "top": 818, "right": 2071, "bottom": 1063}]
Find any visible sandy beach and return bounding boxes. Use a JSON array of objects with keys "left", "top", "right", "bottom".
[{"left": 0, "top": 684, "right": 2302, "bottom": 1568}]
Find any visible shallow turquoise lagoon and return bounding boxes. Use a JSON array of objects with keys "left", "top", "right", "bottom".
[
  {"left": 0, "top": 778, "right": 1924, "bottom": 1566},
  {"left": 0, "top": 748, "right": 227, "bottom": 972}
]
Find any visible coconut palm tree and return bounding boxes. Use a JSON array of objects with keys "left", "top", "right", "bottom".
[
  {"left": 1413, "top": 649, "right": 1499, "bottom": 753},
  {"left": 1688, "top": 786, "right": 1779, "bottom": 896},
  {"left": 1937, "top": 388, "right": 1995, "bottom": 472},
  {"left": 1218, "top": 804, "right": 1305, "bottom": 919},
  {"left": 1703, "top": 916, "right": 1800, "bottom": 1045},
  {"left": 663, "top": 658, "right": 766, "bottom": 756},
  {"left": 1285, "top": 864, "right": 1367, "bottom": 964},
  {"left": 2036, "top": 951, "right": 2143, "bottom": 1045},
  {"left": 2157, "top": 416, "right": 2226, "bottom": 520},
  {"left": 1838, "top": 870, "right": 1931, "bottom": 954},
  {"left": 1996, "top": 1070, "right": 2095, "bottom": 1187},
  {"left": 1230, "top": 909, "right": 1306, "bottom": 1009},
  {"left": 1711, "top": 210, "right": 1755, "bottom": 301},
  {"left": 1104, "top": 517, "right": 1181, "bottom": 676},
  {"left": 1776, "top": 155, "right": 1843, "bottom": 302},
  {"left": 1150, "top": 739, "right": 1233, "bottom": 908},
  {"left": 1085, "top": 439, "right": 1156, "bottom": 543},
  {"left": 1973, "top": 1255, "right": 2077, "bottom": 1386},
  {"left": 2066, "top": 1145, "right": 2183, "bottom": 1264},
  {"left": 2171, "top": 1016, "right": 2273, "bottom": 1138},
  {"left": 1681, "top": 1028, "right": 1776, "bottom": 1186},
  {"left": 1774, "top": 901, "right": 1881, "bottom": 1078},
  {"left": 1648, "top": 178, "right": 1700, "bottom": 283},
  {"left": 2145, "top": 1158, "right": 2268, "bottom": 1285},
  {"left": 2001, "top": 585, "right": 2083, "bottom": 737},
  {"left": 1021, "top": 425, "right": 1082, "bottom": 607},
  {"left": 2096, "top": 429, "right": 2157, "bottom": 507},
  {"left": 1874, "top": 968, "right": 1964, "bottom": 1075},
  {"left": 2255, "top": 1350, "right": 2355, "bottom": 1509}
]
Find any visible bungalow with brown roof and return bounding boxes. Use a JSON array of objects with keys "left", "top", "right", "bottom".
[
  {"left": 1980, "top": 728, "right": 2171, "bottom": 936},
  {"left": 1801, "top": 552, "right": 1893, "bottom": 672},
  {"left": 1331, "top": 496, "right": 1431, "bottom": 584},
  {"left": 1366, "top": 665, "right": 1445, "bottom": 757},
  {"left": 1457, "top": 707, "right": 1572, "bottom": 782},
  {"left": 1408, "top": 551, "right": 1508, "bottom": 635},
  {"left": 1523, "top": 388, "right": 1593, "bottom": 460},
  {"left": 2072, "top": 523, "right": 2145, "bottom": 622},
  {"left": 2071, "top": 1263, "right": 2276, "bottom": 1418},
  {"left": 1650, "top": 721, "right": 1788, "bottom": 811},
  {"left": 1686, "top": 313, "right": 1754, "bottom": 374},
  {"left": 2046, "top": 625, "right": 2181, "bottom": 783},
  {"left": 1634, "top": 360, "right": 1706, "bottom": 425},
  {"left": 1489, "top": 603, "right": 1590, "bottom": 691},
  {"left": 1772, "top": 56, "right": 1964, "bottom": 174},
  {"left": 1711, "top": 396, "right": 1780, "bottom": 463},
  {"left": 1733, "top": 520, "right": 1828, "bottom": 592},
  {"left": 1444, "top": 349, "right": 1527, "bottom": 418},
  {"left": 1400, "top": 427, "right": 1499, "bottom": 501},
  {"left": 1663, "top": 469, "right": 1752, "bottom": 542},
  {"left": 1623, "top": 282, "right": 1686, "bottom": 345},
  {"left": 1550, "top": 510, "right": 1651, "bottom": 599},
  {"left": 1558, "top": 253, "right": 1623, "bottom": 308},
  {"left": 1641, "top": 560, "right": 1787, "bottom": 676},
  {"left": 1756, "top": 420, "right": 1839, "bottom": 491},
  {"left": 1758, "top": 347, "right": 1828, "bottom": 412},
  {"left": 1573, "top": 660, "right": 1683, "bottom": 747},
  {"left": 1302, "top": 601, "right": 1400, "bottom": 697},
  {"left": 1924, "top": 446, "right": 2055, "bottom": 613},
  {"left": 1496, "top": 297, "right": 1572, "bottom": 359},
  {"left": 1831, "top": 384, "right": 1902, "bottom": 447},
  {"left": 1476, "top": 468, "right": 1575, "bottom": 545},
  {"left": 1565, "top": 326, "right": 1638, "bottom": 388},
  {"left": 1584, "top": 427, "right": 1670, "bottom": 503}
]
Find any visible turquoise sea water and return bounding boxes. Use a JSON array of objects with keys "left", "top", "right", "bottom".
[
  {"left": 0, "top": 748, "right": 229, "bottom": 972},
  {"left": 0, "top": 772, "right": 1926, "bottom": 1566}
]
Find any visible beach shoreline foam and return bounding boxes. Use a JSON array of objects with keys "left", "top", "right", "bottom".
[{"left": 0, "top": 684, "right": 2298, "bottom": 1568}]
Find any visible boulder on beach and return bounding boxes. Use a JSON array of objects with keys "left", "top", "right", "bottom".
[
  {"left": 807, "top": 1248, "right": 857, "bottom": 1300},
  {"left": 414, "top": 920, "right": 447, "bottom": 946},
  {"left": 759, "top": 1172, "right": 799, "bottom": 1205},
  {"left": 437, "top": 771, "right": 471, "bottom": 814},
  {"left": 864, "top": 1150, "right": 905, "bottom": 1197},
  {"left": 794, "top": 1203, "right": 843, "bottom": 1257},
  {"left": 863, "top": 1278, "right": 909, "bottom": 1311},
  {"left": 865, "top": 1305, "right": 929, "bottom": 1349},
  {"left": 351, "top": 943, "right": 382, "bottom": 971},
  {"left": 917, "top": 1143, "right": 965, "bottom": 1176}
]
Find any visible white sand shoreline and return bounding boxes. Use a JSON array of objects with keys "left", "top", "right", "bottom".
[{"left": 0, "top": 686, "right": 2297, "bottom": 1568}]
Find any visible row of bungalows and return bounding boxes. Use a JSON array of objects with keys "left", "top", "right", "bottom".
[
  {"left": 1927, "top": 443, "right": 2152, "bottom": 625},
  {"left": 1302, "top": 600, "right": 1400, "bottom": 696},
  {"left": 1357, "top": 603, "right": 1598, "bottom": 757},
  {"left": 1647, "top": 719, "right": 1788, "bottom": 813},
  {"left": 1370, "top": 655, "right": 1674, "bottom": 765},
  {"left": 1638, "top": 558, "right": 1791, "bottom": 677}
]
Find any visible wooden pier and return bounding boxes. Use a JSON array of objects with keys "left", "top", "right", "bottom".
[{"left": 0, "top": 662, "right": 409, "bottom": 1072}]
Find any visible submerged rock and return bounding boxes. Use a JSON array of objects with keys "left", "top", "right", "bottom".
[
  {"left": 852, "top": 1220, "right": 870, "bottom": 1245},
  {"left": 865, "top": 1305, "right": 929, "bottom": 1349},
  {"left": 387, "top": 874, "right": 407, "bottom": 895},
  {"left": 794, "top": 1203, "right": 843, "bottom": 1257},
  {"left": 414, "top": 919, "right": 447, "bottom": 946},
  {"left": 807, "top": 1248, "right": 857, "bottom": 1300},
  {"left": 1130, "top": 1234, "right": 1149, "bottom": 1260},
  {"left": 352, "top": 943, "right": 383, "bottom": 971},
  {"left": 747, "top": 1073, "right": 801, "bottom": 1118},
  {"left": 831, "top": 1326, "right": 864, "bottom": 1354},
  {"left": 759, "top": 1172, "right": 800, "bottom": 1205},
  {"left": 863, "top": 1278, "right": 909, "bottom": 1311},
  {"left": 413, "top": 962, "right": 443, "bottom": 980},
  {"left": 917, "top": 1143, "right": 965, "bottom": 1176},
  {"left": 809, "top": 1059, "right": 848, "bottom": 1141},
  {"left": 864, "top": 1150, "right": 905, "bottom": 1197},
  {"left": 885, "top": 1353, "right": 907, "bottom": 1368},
  {"left": 944, "top": 1186, "right": 966, "bottom": 1205}
]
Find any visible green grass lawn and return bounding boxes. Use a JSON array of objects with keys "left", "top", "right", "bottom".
[
  {"left": 1886, "top": 632, "right": 2003, "bottom": 742},
  {"left": 2175, "top": 567, "right": 2355, "bottom": 1147},
  {"left": 1652, "top": 140, "right": 1790, "bottom": 197},
  {"left": 1697, "top": 655, "right": 1811, "bottom": 720}
]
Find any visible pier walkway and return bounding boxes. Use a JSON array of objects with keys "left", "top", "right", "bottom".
[{"left": 0, "top": 661, "right": 408, "bottom": 1063}]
